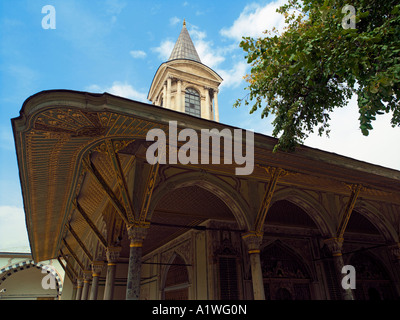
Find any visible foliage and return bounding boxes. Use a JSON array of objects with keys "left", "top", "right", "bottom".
[{"left": 235, "top": 0, "right": 400, "bottom": 152}]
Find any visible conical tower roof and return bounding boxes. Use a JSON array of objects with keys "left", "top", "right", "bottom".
[{"left": 168, "top": 20, "right": 201, "bottom": 63}]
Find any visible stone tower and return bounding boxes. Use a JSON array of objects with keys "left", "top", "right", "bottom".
[{"left": 148, "top": 20, "right": 223, "bottom": 121}]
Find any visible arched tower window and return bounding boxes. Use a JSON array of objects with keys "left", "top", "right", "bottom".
[{"left": 185, "top": 88, "right": 201, "bottom": 117}]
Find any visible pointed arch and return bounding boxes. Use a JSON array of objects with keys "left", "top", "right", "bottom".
[
  {"left": 260, "top": 240, "right": 315, "bottom": 300},
  {"left": 161, "top": 252, "right": 190, "bottom": 300},
  {"left": 354, "top": 201, "right": 399, "bottom": 243},
  {"left": 271, "top": 188, "right": 335, "bottom": 238},
  {"left": 261, "top": 239, "right": 315, "bottom": 281},
  {"left": 148, "top": 171, "right": 252, "bottom": 230},
  {"left": 349, "top": 250, "right": 398, "bottom": 300}
]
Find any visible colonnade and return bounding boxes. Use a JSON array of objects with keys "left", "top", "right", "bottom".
[
  {"left": 71, "top": 231, "right": 400, "bottom": 300},
  {"left": 74, "top": 246, "right": 122, "bottom": 300}
]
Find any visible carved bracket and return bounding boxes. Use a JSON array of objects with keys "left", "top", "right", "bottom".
[{"left": 337, "top": 184, "right": 363, "bottom": 238}]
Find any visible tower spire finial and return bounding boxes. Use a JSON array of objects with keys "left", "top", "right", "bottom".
[{"left": 168, "top": 18, "right": 201, "bottom": 62}]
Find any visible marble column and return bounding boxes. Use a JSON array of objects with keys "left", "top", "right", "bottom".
[
  {"left": 81, "top": 270, "right": 92, "bottom": 300},
  {"left": 71, "top": 282, "right": 78, "bottom": 300},
  {"left": 242, "top": 232, "right": 265, "bottom": 300},
  {"left": 89, "top": 260, "right": 104, "bottom": 300},
  {"left": 213, "top": 90, "right": 219, "bottom": 122},
  {"left": 103, "top": 246, "right": 121, "bottom": 300},
  {"left": 75, "top": 279, "right": 83, "bottom": 300},
  {"left": 125, "top": 225, "right": 149, "bottom": 300},
  {"left": 324, "top": 237, "right": 354, "bottom": 300}
]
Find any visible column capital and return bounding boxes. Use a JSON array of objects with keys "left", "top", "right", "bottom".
[
  {"left": 127, "top": 223, "right": 149, "bottom": 247},
  {"left": 242, "top": 231, "right": 263, "bottom": 253},
  {"left": 106, "top": 246, "right": 121, "bottom": 263},
  {"left": 83, "top": 270, "right": 92, "bottom": 281},
  {"left": 324, "top": 237, "right": 344, "bottom": 256},
  {"left": 77, "top": 278, "right": 84, "bottom": 287},
  {"left": 91, "top": 260, "right": 104, "bottom": 277}
]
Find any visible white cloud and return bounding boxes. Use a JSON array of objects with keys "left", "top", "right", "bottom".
[
  {"left": 106, "top": 81, "right": 148, "bottom": 102},
  {"left": 0, "top": 206, "right": 30, "bottom": 252},
  {"left": 105, "top": 0, "right": 126, "bottom": 15},
  {"left": 86, "top": 81, "right": 148, "bottom": 103},
  {"left": 170, "top": 16, "right": 181, "bottom": 26},
  {"left": 220, "top": 0, "right": 288, "bottom": 42},
  {"left": 130, "top": 50, "right": 147, "bottom": 59},
  {"left": 192, "top": 38, "right": 225, "bottom": 69},
  {"left": 153, "top": 39, "right": 175, "bottom": 61},
  {"left": 216, "top": 60, "right": 248, "bottom": 90},
  {"left": 228, "top": 93, "right": 400, "bottom": 171},
  {"left": 304, "top": 95, "right": 400, "bottom": 171}
]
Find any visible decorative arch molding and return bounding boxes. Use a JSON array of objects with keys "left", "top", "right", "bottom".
[
  {"left": 261, "top": 239, "right": 316, "bottom": 281},
  {"left": 0, "top": 260, "right": 63, "bottom": 296},
  {"left": 182, "top": 84, "right": 202, "bottom": 95},
  {"left": 148, "top": 171, "right": 252, "bottom": 230},
  {"left": 160, "top": 251, "right": 191, "bottom": 300},
  {"left": 347, "top": 250, "right": 398, "bottom": 300},
  {"left": 347, "top": 250, "right": 394, "bottom": 282},
  {"left": 271, "top": 188, "right": 335, "bottom": 238},
  {"left": 354, "top": 201, "right": 399, "bottom": 243}
]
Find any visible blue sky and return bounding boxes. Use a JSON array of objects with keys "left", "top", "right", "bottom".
[{"left": 1, "top": 0, "right": 399, "bottom": 253}]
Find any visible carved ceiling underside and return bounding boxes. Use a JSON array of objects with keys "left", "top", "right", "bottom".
[{"left": 12, "top": 91, "right": 400, "bottom": 265}]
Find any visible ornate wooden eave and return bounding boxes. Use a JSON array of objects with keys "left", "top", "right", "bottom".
[{"left": 12, "top": 90, "right": 400, "bottom": 263}]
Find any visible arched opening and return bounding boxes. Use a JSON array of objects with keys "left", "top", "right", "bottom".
[
  {"left": 261, "top": 200, "right": 320, "bottom": 300},
  {"left": 261, "top": 241, "right": 312, "bottom": 300},
  {"left": 349, "top": 251, "right": 397, "bottom": 300},
  {"left": 142, "top": 176, "right": 249, "bottom": 300},
  {"left": 0, "top": 262, "right": 61, "bottom": 300},
  {"left": 185, "top": 88, "right": 201, "bottom": 117},
  {"left": 345, "top": 210, "right": 381, "bottom": 235},
  {"left": 147, "top": 172, "right": 252, "bottom": 234},
  {"left": 163, "top": 255, "right": 190, "bottom": 300},
  {"left": 144, "top": 185, "right": 238, "bottom": 254},
  {"left": 266, "top": 200, "right": 320, "bottom": 230},
  {"left": 270, "top": 189, "right": 335, "bottom": 238}
]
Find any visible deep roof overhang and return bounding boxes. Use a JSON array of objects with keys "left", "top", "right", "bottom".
[{"left": 12, "top": 90, "right": 400, "bottom": 262}]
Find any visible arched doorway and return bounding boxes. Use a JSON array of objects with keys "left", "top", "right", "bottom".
[
  {"left": 350, "top": 251, "right": 397, "bottom": 300},
  {"left": 162, "top": 255, "right": 190, "bottom": 300},
  {"left": 143, "top": 176, "right": 249, "bottom": 300},
  {"left": 261, "top": 241, "right": 312, "bottom": 300},
  {"left": 261, "top": 200, "right": 320, "bottom": 300}
]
